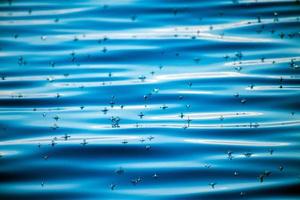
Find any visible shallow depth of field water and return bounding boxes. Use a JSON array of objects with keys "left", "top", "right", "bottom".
[{"left": 1, "top": 0, "right": 300, "bottom": 199}]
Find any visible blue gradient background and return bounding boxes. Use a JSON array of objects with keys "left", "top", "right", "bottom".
[{"left": 1, "top": 0, "right": 300, "bottom": 199}]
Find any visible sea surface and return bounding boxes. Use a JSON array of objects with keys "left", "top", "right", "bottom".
[{"left": 1, "top": 0, "right": 300, "bottom": 199}]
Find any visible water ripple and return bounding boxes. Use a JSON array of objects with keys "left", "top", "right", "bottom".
[{"left": 1, "top": 0, "right": 300, "bottom": 199}]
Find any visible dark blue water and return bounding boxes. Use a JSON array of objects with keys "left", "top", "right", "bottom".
[{"left": 1, "top": 0, "right": 300, "bottom": 199}]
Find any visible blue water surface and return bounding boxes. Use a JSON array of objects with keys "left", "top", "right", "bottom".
[{"left": 1, "top": 0, "right": 300, "bottom": 199}]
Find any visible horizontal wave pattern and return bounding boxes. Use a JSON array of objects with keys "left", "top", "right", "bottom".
[{"left": 1, "top": 0, "right": 300, "bottom": 199}]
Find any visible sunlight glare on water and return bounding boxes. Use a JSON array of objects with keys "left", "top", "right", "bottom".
[{"left": 0, "top": 0, "right": 300, "bottom": 199}]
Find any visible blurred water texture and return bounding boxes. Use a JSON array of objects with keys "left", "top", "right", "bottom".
[{"left": 1, "top": 0, "right": 300, "bottom": 199}]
